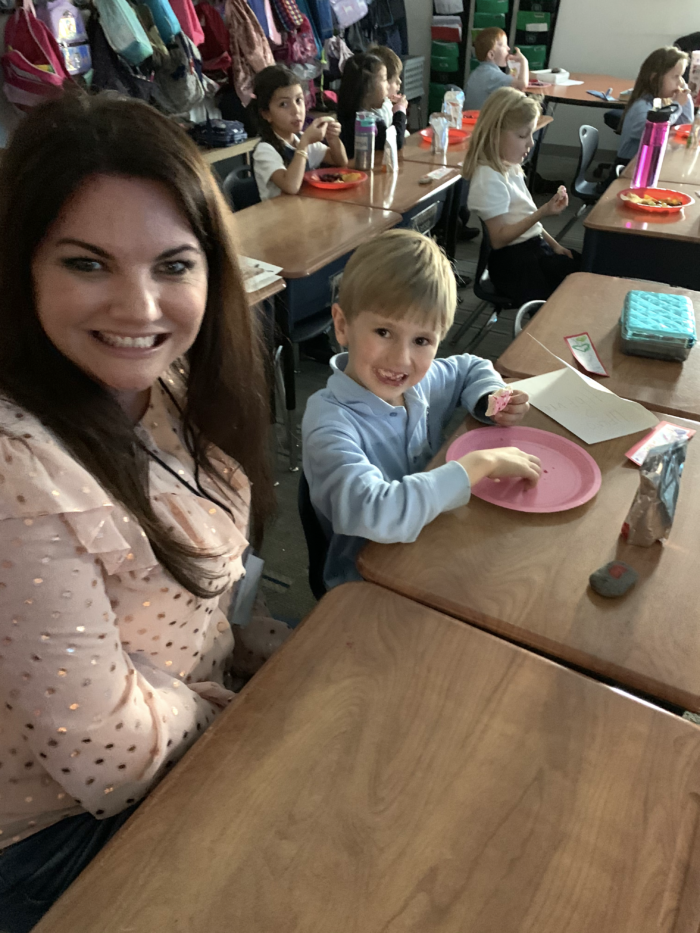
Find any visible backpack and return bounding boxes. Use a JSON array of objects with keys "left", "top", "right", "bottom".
[
  {"left": 88, "top": 11, "right": 154, "bottom": 100},
  {"left": 140, "top": 0, "right": 181, "bottom": 45},
  {"left": 269, "top": 0, "right": 303, "bottom": 34},
  {"left": 196, "top": 2, "right": 231, "bottom": 77},
  {"left": 1, "top": 0, "right": 71, "bottom": 110},
  {"left": 36, "top": 0, "right": 91, "bottom": 75},
  {"left": 152, "top": 32, "right": 206, "bottom": 114},
  {"left": 94, "top": 0, "right": 153, "bottom": 65},
  {"left": 273, "top": 16, "right": 317, "bottom": 66}
]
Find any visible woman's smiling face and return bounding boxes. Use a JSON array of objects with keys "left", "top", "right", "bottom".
[{"left": 32, "top": 174, "right": 209, "bottom": 410}]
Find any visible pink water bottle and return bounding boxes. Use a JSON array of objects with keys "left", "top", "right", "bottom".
[{"left": 632, "top": 103, "right": 677, "bottom": 189}]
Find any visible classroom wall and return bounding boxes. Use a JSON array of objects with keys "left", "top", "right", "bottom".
[
  {"left": 545, "top": 0, "right": 700, "bottom": 150},
  {"left": 404, "top": 0, "right": 432, "bottom": 116}
]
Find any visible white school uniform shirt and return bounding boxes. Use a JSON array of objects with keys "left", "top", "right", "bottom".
[
  {"left": 253, "top": 135, "right": 327, "bottom": 201},
  {"left": 467, "top": 162, "right": 543, "bottom": 245}
]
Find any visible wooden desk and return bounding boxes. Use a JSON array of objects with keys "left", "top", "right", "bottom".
[
  {"left": 359, "top": 406, "right": 700, "bottom": 711},
  {"left": 583, "top": 177, "right": 700, "bottom": 290},
  {"left": 623, "top": 138, "right": 700, "bottom": 188},
  {"left": 497, "top": 272, "right": 700, "bottom": 420},
  {"left": 534, "top": 73, "right": 633, "bottom": 108},
  {"left": 401, "top": 116, "right": 553, "bottom": 169},
  {"left": 36, "top": 582, "right": 700, "bottom": 933},
  {"left": 228, "top": 196, "right": 401, "bottom": 279},
  {"left": 299, "top": 158, "right": 461, "bottom": 217},
  {"left": 245, "top": 276, "right": 285, "bottom": 306},
  {"left": 200, "top": 137, "right": 259, "bottom": 166}
]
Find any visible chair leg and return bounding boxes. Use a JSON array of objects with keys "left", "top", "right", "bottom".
[
  {"left": 466, "top": 308, "right": 500, "bottom": 353},
  {"left": 450, "top": 300, "right": 488, "bottom": 346},
  {"left": 278, "top": 338, "right": 299, "bottom": 472},
  {"left": 557, "top": 203, "right": 589, "bottom": 243}
]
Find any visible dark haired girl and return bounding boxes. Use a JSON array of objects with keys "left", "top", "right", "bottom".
[
  {"left": 253, "top": 64, "right": 347, "bottom": 199},
  {"left": 337, "top": 52, "right": 407, "bottom": 159}
]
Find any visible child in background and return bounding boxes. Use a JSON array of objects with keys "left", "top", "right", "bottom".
[
  {"left": 617, "top": 47, "right": 693, "bottom": 164},
  {"left": 253, "top": 65, "right": 347, "bottom": 201},
  {"left": 464, "top": 27, "right": 529, "bottom": 111},
  {"left": 366, "top": 44, "right": 408, "bottom": 133},
  {"left": 337, "top": 52, "right": 407, "bottom": 159},
  {"left": 464, "top": 87, "right": 580, "bottom": 305},
  {"left": 302, "top": 230, "right": 540, "bottom": 591}
]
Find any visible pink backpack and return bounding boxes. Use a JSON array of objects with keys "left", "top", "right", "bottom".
[{"left": 2, "top": 0, "right": 71, "bottom": 110}]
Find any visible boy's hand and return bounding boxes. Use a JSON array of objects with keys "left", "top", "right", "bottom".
[
  {"left": 324, "top": 118, "right": 342, "bottom": 139},
  {"left": 542, "top": 185, "right": 568, "bottom": 215},
  {"left": 392, "top": 94, "right": 408, "bottom": 113},
  {"left": 491, "top": 389, "right": 530, "bottom": 425},
  {"left": 458, "top": 446, "right": 542, "bottom": 486},
  {"left": 510, "top": 47, "right": 527, "bottom": 64}
]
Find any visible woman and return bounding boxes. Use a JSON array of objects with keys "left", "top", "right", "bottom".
[{"left": 0, "top": 92, "right": 277, "bottom": 932}]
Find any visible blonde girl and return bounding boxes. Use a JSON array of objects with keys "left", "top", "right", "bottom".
[
  {"left": 618, "top": 47, "right": 693, "bottom": 163},
  {"left": 464, "top": 87, "right": 580, "bottom": 305}
]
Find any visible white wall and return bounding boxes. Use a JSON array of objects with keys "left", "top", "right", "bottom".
[
  {"left": 545, "top": 0, "right": 700, "bottom": 149},
  {"left": 404, "top": 0, "right": 432, "bottom": 117}
]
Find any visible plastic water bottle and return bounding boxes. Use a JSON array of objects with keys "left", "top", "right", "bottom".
[
  {"left": 354, "top": 111, "right": 377, "bottom": 171},
  {"left": 632, "top": 102, "right": 677, "bottom": 189}
]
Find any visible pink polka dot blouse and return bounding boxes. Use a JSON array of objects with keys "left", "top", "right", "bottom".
[{"left": 0, "top": 378, "right": 251, "bottom": 848}]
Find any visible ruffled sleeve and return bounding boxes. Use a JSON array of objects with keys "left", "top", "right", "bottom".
[{"left": 0, "top": 422, "right": 233, "bottom": 822}]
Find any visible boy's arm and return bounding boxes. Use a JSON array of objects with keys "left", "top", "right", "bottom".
[
  {"left": 424, "top": 355, "right": 506, "bottom": 425},
  {"left": 303, "top": 424, "right": 472, "bottom": 544}
]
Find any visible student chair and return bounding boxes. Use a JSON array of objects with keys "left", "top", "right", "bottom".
[
  {"left": 557, "top": 125, "right": 606, "bottom": 243},
  {"left": 297, "top": 472, "right": 329, "bottom": 600},
  {"left": 513, "top": 299, "right": 545, "bottom": 337},
  {"left": 222, "top": 165, "right": 261, "bottom": 212},
  {"left": 449, "top": 219, "right": 515, "bottom": 351}
]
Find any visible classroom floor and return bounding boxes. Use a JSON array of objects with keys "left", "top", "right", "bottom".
[{"left": 259, "top": 149, "right": 591, "bottom": 621}]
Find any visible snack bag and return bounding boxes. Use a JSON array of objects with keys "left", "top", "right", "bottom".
[
  {"left": 429, "top": 112, "right": 449, "bottom": 155},
  {"left": 442, "top": 88, "right": 463, "bottom": 129},
  {"left": 621, "top": 438, "right": 687, "bottom": 546},
  {"left": 383, "top": 124, "right": 399, "bottom": 173}
]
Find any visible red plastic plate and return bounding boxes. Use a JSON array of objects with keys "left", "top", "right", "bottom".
[
  {"left": 618, "top": 186, "right": 694, "bottom": 213},
  {"left": 674, "top": 123, "right": 692, "bottom": 139},
  {"left": 446, "top": 426, "right": 602, "bottom": 513},
  {"left": 419, "top": 126, "right": 470, "bottom": 145},
  {"left": 303, "top": 168, "right": 368, "bottom": 190},
  {"left": 462, "top": 110, "right": 479, "bottom": 124}
]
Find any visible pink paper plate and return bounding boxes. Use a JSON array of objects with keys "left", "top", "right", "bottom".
[{"left": 446, "top": 426, "right": 601, "bottom": 513}]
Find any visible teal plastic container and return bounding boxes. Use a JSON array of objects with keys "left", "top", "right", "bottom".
[{"left": 620, "top": 291, "right": 697, "bottom": 361}]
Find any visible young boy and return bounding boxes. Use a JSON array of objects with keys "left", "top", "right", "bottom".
[
  {"left": 465, "top": 27, "right": 529, "bottom": 110},
  {"left": 366, "top": 44, "right": 408, "bottom": 131},
  {"left": 302, "top": 230, "right": 540, "bottom": 591}
]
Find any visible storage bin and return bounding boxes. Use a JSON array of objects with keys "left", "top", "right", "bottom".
[
  {"left": 521, "top": 45, "right": 547, "bottom": 67},
  {"left": 475, "top": 0, "right": 508, "bottom": 11},
  {"left": 431, "top": 39, "right": 459, "bottom": 72},
  {"left": 473, "top": 11, "right": 505, "bottom": 27}
]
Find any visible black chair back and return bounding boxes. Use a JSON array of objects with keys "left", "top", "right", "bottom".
[
  {"left": 572, "top": 126, "right": 602, "bottom": 203},
  {"left": 222, "top": 164, "right": 261, "bottom": 212},
  {"left": 297, "top": 473, "right": 328, "bottom": 601},
  {"left": 473, "top": 219, "right": 511, "bottom": 307}
]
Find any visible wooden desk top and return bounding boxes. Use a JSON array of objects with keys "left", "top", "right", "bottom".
[
  {"left": 245, "top": 276, "right": 285, "bottom": 306},
  {"left": 359, "top": 406, "right": 700, "bottom": 711},
  {"left": 534, "top": 73, "right": 633, "bottom": 107},
  {"left": 401, "top": 116, "right": 553, "bottom": 169},
  {"left": 227, "top": 198, "right": 401, "bottom": 279},
  {"left": 299, "top": 158, "right": 461, "bottom": 215},
  {"left": 584, "top": 177, "right": 700, "bottom": 243},
  {"left": 658, "top": 139, "right": 700, "bottom": 187},
  {"left": 36, "top": 582, "right": 700, "bottom": 933},
  {"left": 497, "top": 272, "right": 700, "bottom": 420},
  {"left": 200, "top": 136, "right": 259, "bottom": 165}
]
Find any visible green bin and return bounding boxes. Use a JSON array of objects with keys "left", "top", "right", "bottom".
[
  {"left": 473, "top": 11, "right": 505, "bottom": 27},
  {"left": 431, "top": 40, "right": 459, "bottom": 73},
  {"left": 521, "top": 44, "right": 547, "bottom": 68},
  {"left": 475, "top": 0, "right": 508, "bottom": 11}
]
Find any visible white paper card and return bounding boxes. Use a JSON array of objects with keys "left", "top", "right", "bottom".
[
  {"left": 511, "top": 368, "right": 658, "bottom": 444},
  {"left": 239, "top": 255, "right": 283, "bottom": 293}
]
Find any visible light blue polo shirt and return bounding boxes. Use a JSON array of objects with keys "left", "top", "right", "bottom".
[{"left": 465, "top": 61, "right": 513, "bottom": 111}]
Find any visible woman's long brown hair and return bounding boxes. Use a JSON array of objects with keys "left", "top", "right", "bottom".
[{"left": 0, "top": 92, "right": 275, "bottom": 598}]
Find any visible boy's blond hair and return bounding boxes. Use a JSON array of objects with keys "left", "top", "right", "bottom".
[
  {"left": 366, "top": 44, "right": 403, "bottom": 80},
  {"left": 337, "top": 230, "right": 456, "bottom": 337},
  {"left": 462, "top": 86, "right": 541, "bottom": 178},
  {"left": 473, "top": 27, "right": 506, "bottom": 63}
]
